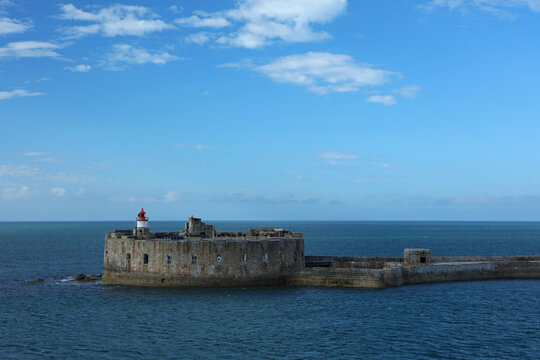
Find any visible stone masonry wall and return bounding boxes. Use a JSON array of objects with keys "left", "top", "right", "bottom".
[{"left": 103, "top": 235, "right": 304, "bottom": 286}]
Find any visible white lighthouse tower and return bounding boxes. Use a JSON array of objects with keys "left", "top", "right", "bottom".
[{"left": 134, "top": 208, "right": 149, "bottom": 237}]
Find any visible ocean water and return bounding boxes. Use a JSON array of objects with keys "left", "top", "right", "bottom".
[{"left": 1, "top": 221, "right": 539, "bottom": 359}]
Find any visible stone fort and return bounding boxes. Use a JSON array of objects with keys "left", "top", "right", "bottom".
[
  {"left": 103, "top": 210, "right": 304, "bottom": 286},
  {"left": 103, "top": 209, "right": 540, "bottom": 288}
]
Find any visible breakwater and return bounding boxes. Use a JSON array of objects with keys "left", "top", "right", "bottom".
[{"left": 288, "top": 253, "right": 540, "bottom": 288}]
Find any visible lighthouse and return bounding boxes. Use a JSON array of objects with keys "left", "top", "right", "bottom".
[{"left": 134, "top": 208, "right": 150, "bottom": 237}]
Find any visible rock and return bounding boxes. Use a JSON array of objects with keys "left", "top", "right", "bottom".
[
  {"left": 74, "top": 274, "right": 87, "bottom": 281},
  {"left": 27, "top": 278, "right": 44, "bottom": 285}
]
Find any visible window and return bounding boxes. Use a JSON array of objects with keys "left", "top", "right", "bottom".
[
  {"left": 263, "top": 253, "right": 268, "bottom": 264},
  {"left": 166, "top": 255, "right": 171, "bottom": 264},
  {"left": 420, "top": 256, "right": 426, "bottom": 264},
  {"left": 241, "top": 254, "right": 247, "bottom": 263},
  {"left": 294, "top": 252, "right": 297, "bottom": 262},
  {"left": 191, "top": 254, "right": 197, "bottom": 264},
  {"left": 126, "top": 253, "right": 131, "bottom": 261},
  {"left": 143, "top": 254, "right": 149, "bottom": 264}
]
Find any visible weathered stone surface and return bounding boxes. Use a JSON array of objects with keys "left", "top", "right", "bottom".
[
  {"left": 298, "top": 255, "right": 540, "bottom": 289},
  {"left": 404, "top": 248, "right": 431, "bottom": 265},
  {"left": 103, "top": 236, "right": 304, "bottom": 287}
]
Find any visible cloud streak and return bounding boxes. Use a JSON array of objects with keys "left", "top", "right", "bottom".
[
  {"left": 0, "top": 41, "right": 60, "bottom": 58},
  {"left": 420, "top": 0, "right": 540, "bottom": 17},
  {"left": 0, "top": 17, "right": 32, "bottom": 35},
  {"left": 66, "top": 64, "right": 91, "bottom": 72},
  {"left": 104, "top": 44, "right": 181, "bottom": 70},
  {"left": 177, "top": 0, "right": 347, "bottom": 48},
  {"left": 58, "top": 4, "right": 174, "bottom": 38},
  {"left": 366, "top": 95, "right": 396, "bottom": 106},
  {"left": 253, "top": 52, "right": 393, "bottom": 94},
  {"left": 2, "top": 186, "right": 30, "bottom": 200},
  {"left": 0, "top": 89, "right": 44, "bottom": 100}
]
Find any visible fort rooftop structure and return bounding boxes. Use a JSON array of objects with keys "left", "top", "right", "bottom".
[{"left": 103, "top": 209, "right": 540, "bottom": 288}]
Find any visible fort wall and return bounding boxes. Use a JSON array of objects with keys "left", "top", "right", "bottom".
[{"left": 103, "top": 235, "right": 304, "bottom": 286}]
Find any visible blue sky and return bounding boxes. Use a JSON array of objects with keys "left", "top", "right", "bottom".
[{"left": 1, "top": 0, "right": 540, "bottom": 221}]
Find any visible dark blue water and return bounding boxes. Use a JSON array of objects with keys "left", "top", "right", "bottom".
[{"left": 1, "top": 221, "right": 539, "bottom": 359}]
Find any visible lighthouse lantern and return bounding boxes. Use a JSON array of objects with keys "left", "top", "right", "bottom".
[
  {"left": 134, "top": 208, "right": 150, "bottom": 237},
  {"left": 136, "top": 208, "right": 148, "bottom": 229}
]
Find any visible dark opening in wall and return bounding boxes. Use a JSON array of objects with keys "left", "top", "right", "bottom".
[
  {"left": 126, "top": 253, "right": 131, "bottom": 261},
  {"left": 144, "top": 254, "right": 149, "bottom": 264},
  {"left": 294, "top": 252, "right": 297, "bottom": 262},
  {"left": 166, "top": 255, "right": 171, "bottom": 264},
  {"left": 191, "top": 254, "right": 197, "bottom": 264},
  {"left": 420, "top": 256, "right": 426, "bottom": 264},
  {"left": 241, "top": 254, "right": 247, "bottom": 263},
  {"left": 216, "top": 254, "right": 222, "bottom": 263}
]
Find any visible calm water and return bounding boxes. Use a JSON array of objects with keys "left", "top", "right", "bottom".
[{"left": 1, "top": 221, "right": 539, "bottom": 359}]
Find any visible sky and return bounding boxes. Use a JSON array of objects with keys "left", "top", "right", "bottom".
[{"left": 1, "top": 0, "right": 540, "bottom": 221}]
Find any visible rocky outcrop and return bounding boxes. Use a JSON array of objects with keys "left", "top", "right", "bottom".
[{"left": 27, "top": 278, "right": 44, "bottom": 285}]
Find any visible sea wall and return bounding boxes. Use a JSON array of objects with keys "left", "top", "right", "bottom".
[
  {"left": 103, "top": 235, "right": 304, "bottom": 286},
  {"left": 294, "top": 256, "right": 540, "bottom": 288}
]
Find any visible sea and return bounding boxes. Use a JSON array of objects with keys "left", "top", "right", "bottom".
[{"left": 1, "top": 221, "right": 539, "bottom": 359}]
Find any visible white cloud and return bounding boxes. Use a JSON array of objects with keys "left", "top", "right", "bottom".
[
  {"left": 253, "top": 52, "right": 392, "bottom": 94},
  {"left": 20, "top": 152, "right": 59, "bottom": 162},
  {"left": 0, "top": 17, "right": 32, "bottom": 35},
  {"left": 105, "top": 44, "right": 181, "bottom": 70},
  {"left": 392, "top": 85, "right": 421, "bottom": 99},
  {"left": 2, "top": 186, "right": 29, "bottom": 200},
  {"left": 51, "top": 187, "right": 66, "bottom": 197},
  {"left": 58, "top": 4, "right": 174, "bottom": 38},
  {"left": 0, "top": 41, "right": 60, "bottom": 58},
  {"left": 21, "top": 152, "right": 48, "bottom": 157},
  {"left": 169, "top": 5, "right": 183, "bottom": 14},
  {"left": 316, "top": 151, "right": 359, "bottom": 160},
  {"left": 163, "top": 191, "right": 178, "bottom": 202},
  {"left": 177, "top": 0, "right": 347, "bottom": 48},
  {"left": 176, "top": 14, "right": 231, "bottom": 28},
  {"left": 66, "top": 64, "right": 91, "bottom": 72},
  {"left": 366, "top": 95, "right": 397, "bottom": 106},
  {"left": 420, "top": 0, "right": 540, "bottom": 15},
  {"left": 0, "top": 89, "right": 44, "bottom": 100},
  {"left": 185, "top": 32, "right": 213, "bottom": 45},
  {"left": 163, "top": 144, "right": 214, "bottom": 150},
  {"left": 0, "top": 165, "right": 39, "bottom": 177}
]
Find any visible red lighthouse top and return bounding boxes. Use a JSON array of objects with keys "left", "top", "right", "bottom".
[{"left": 137, "top": 208, "right": 147, "bottom": 221}]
